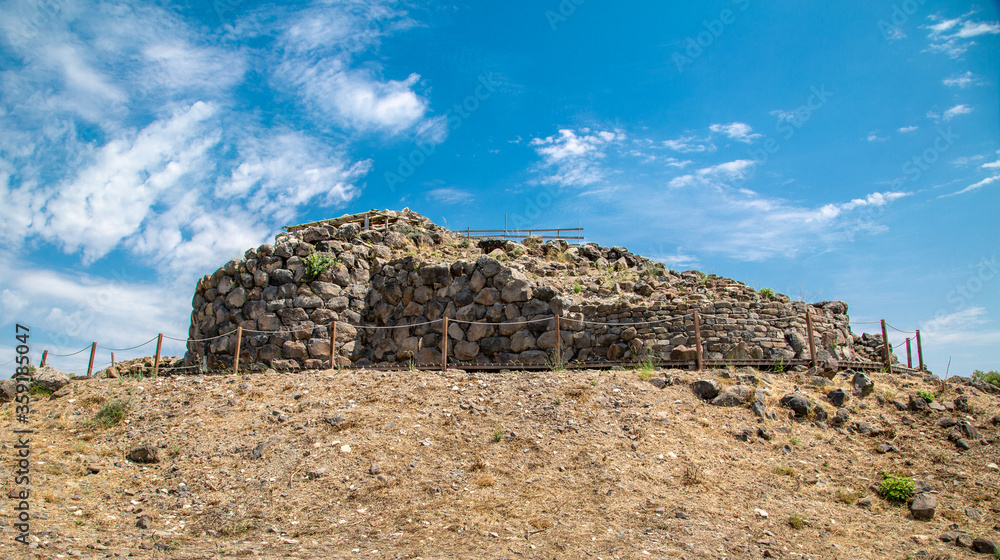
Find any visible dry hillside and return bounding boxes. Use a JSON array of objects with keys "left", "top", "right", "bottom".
[{"left": 2, "top": 363, "right": 998, "bottom": 559}]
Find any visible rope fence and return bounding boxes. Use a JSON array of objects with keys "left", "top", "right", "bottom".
[{"left": 20, "top": 308, "right": 926, "bottom": 379}]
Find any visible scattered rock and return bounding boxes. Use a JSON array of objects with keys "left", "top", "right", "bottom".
[
  {"left": 690, "top": 379, "right": 721, "bottom": 401},
  {"left": 126, "top": 445, "right": 159, "bottom": 464},
  {"left": 910, "top": 493, "right": 937, "bottom": 521},
  {"left": 32, "top": 366, "right": 71, "bottom": 392},
  {"left": 136, "top": 515, "right": 151, "bottom": 530},
  {"left": 852, "top": 372, "right": 874, "bottom": 398},
  {"left": 908, "top": 394, "right": 929, "bottom": 412},
  {"left": 972, "top": 538, "right": 997, "bottom": 554},
  {"left": 827, "top": 388, "right": 848, "bottom": 407},
  {"left": 779, "top": 392, "right": 812, "bottom": 417},
  {"left": 711, "top": 386, "right": 753, "bottom": 407}
]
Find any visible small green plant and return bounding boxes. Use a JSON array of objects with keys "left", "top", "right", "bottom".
[
  {"left": 590, "top": 379, "right": 597, "bottom": 386},
  {"left": 573, "top": 281, "right": 584, "bottom": 294},
  {"left": 28, "top": 382, "right": 54, "bottom": 397},
  {"left": 835, "top": 488, "right": 863, "bottom": 505},
  {"left": 89, "top": 399, "right": 131, "bottom": 429},
  {"left": 759, "top": 287, "right": 775, "bottom": 300},
  {"left": 774, "top": 465, "right": 795, "bottom": 476},
  {"left": 636, "top": 353, "right": 656, "bottom": 380},
  {"left": 554, "top": 397, "right": 562, "bottom": 405},
  {"left": 789, "top": 437, "right": 800, "bottom": 446},
  {"left": 878, "top": 474, "right": 914, "bottom": 503},
  {"left": 547, "top": 354, "right": 567, "bottom": 372},
  {"left": 916, "top": 389, "right": 935, "bottom": 403},
  {"left": 492, "top": 428, "right": 504, "bottom": 443},
  {"left": 303, "top": 251, "right": 339, "bottom": 279},
  {"left": 772, "top": 356, "right": 786, "bottom": 374},
  {"left": 788, "top": 513, "right": 808, "bottom": 529},
  {"left": 170, "top": 444, "right": 181, "bottom": 457},
  {"left": 972, "top": 369, "right": 1000, "bottom": 389}
]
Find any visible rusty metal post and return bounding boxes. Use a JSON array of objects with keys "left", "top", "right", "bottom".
[
  {"left": 234, "top": 326, "right": 243, "bottom": 376},
  {"left": 441, "top": 317, "right": 449, "bottom": 372},
  {"left": 905, "top": 338, "right": 912, "bottom": 368},
  {"left": 153, "top": 334, "right": 163, "bottom": 377},
  {"left": 40, "top": 350, "right": 48, "bottom": 367},
  {"left": 693, "top": 309, "right": 703, "bottom": 372},
  {"left": 86, "top": 342, "right": 97, "bottom": 377},
  {"left": 880, "top": 320, "right": 891, "bottom": 371},
  {"left": 915, "top": 330, "right": 924, "bottom": 370},
  {"left": 805, "top": 309, "right": 818, "bottom": 369}
]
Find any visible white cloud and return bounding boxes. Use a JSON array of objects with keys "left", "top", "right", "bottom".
[
  {"left": 529, "top": 128, "right": 623, "bottom": 186},
  {"left": 982, "top": 160, "right": 1000, "bottom": 169},
  {"left": 709, "top": 122, "right": 761, "bottom": 144},
  {"left": 818, "top": 191, "right": 910, "bottom": 219},
  {"left": 942, "top": 104, "right": 973, "bottom": 121},
  {"left": 427, "top": 187, "right": 474, "bottom": 204},
  {"left": 668, "top": 159, "right": 755, "bottom": 189},
  {"left": 897, "top": 126, "right": 918, "bottom": 134},
  {"left": 943, "top": 71, "right": 982, "bottom": 88},
  {"left": 867, "top": 131, "right": 886, "bottom": 142},
  {"left": 662, "top": 135, "right": 716, "bottom": 153},
  {"left": 941, "top": 175, "right": 1000, "bottom": 197},
  {"left": 923, "top": 14, "right": 1000, "bottom": 58}
]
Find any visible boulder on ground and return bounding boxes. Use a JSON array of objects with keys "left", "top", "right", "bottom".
[{"left": 32, "top": 366, "right": 71, "bottom": 392}]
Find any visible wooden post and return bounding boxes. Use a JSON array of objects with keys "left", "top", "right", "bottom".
[
  {"left": 153, "top": 334, "right": 163, "bottom": 377},
  {"left": 86, "top": 342, "right": 97, "bottom": 377},
  {"left": 554, "top": 314, "right": 562, "bottom": 366},
  {"left": 111, "top": 352, "right": 115, "bottom": 369},
  {"left": 915, "top": 330, "right": 924, "bottom": 370},
  {"left": 905, "top": 338, "right": 912, "bottom": 368},
  {"left": 692, "top": 309, "right": 703, "bottom": 372},
  {"left": 40, "top": 350, "right": 48, "bottom": 367},
  {"left": 441, "top": 317, "right": 449, "bottom": 372},
  {"left": 880, "top": 320, "right": 891, "bottom": 371},
  {"left": 805, "top": 310, "right": 817, "bottom": 369},
  {"left": 330, "top": 321, "right": 337, "bottom": 369},
  {"left": 234, "top": 326, "right": 243, "bottom": 376}
]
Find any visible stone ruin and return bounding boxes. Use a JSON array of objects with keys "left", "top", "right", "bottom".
[{"left": 184, "top": 209, "right": 894, "bottom": 371}]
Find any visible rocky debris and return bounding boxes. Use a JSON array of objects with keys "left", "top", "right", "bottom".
[
  {"left": 31, "top": 365, "right": 70, "bottom": 392},
  {"left": 972, "top": 538, "right": 998, "bottom": 554},
  {"left": 0, "top": 378, "right": 17, "bottom": 403},
  {"left": 126, "top": 445, "right": 159, "bottom": 464},
  {"left": 827, "top": 388, "right": 848, "bottom": 407},
  {"left": 852, "top": 372, "right": 874, "bottom": 398},
  {"left": 910, "top": 492, "right": 937, "bottom": 520},
  {"left": 97, "top": 356, "right": 186, "bottom": 378},
  {"left": 909, "top": 394, "right": 929, "bottom": 412},
  {"left": 712, "top": 386, "right": 753, "bottom": 407},
  {"left": 690, "top": 379, "right": 721, "bottom": 401},
  {"left": 779, "top": 392, "right": 812, "bottom": 417}
]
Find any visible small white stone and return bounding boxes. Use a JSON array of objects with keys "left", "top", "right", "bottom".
[
  {"left": 986, "top": 463, "right": 999, "bottom": 471},
  {"left": 340, "top": 444, "right": 351, "bottom": 453},
  {"left": 755, "top": 508, "right": 768, "bottom": 518}
]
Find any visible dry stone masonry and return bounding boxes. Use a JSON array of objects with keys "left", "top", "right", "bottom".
[{"left": 185, "top": 209, "right": 891, "bottom": 371}]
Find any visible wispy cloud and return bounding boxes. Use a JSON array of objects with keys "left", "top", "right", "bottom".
[
  {"left": 662, "top": 134, "right": 716, "bottom": 153},
  {"left": 709, "top": 122, "right": 761, "bottom": 144},
  {"left": 942, "top": 104, "right": 973, "bottom": 121},
  {"left": 943, "top": 71, "right": 982, "bottom": 88},
  {"left": 867, "top": 131, "right": 887, "bottom": 142},
  {"left": 923, "top": 14, "right": 1000, "bottom": 58},
  {"left": 529, "top": 128, "right": 623, "bottom": 186},
  {"left": 668, "top": 159, "right": 755, "bottom": 189},
  {"left": 940, "top": 175, "right": 1000, "bottom": 198},
  {"left": 897, "top": 125, "right": 918, "bottom": 134},
  {"left": 427, "top": 187, "right": 475, "bottom": 204}
]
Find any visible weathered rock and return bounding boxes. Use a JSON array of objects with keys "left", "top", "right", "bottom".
[
  {"left": 670, "top": 345, "right": 697, "bottom": 361},
  {"left": 0, "top": 378, "right": 18, "bottom": 403},
  {"left": 711, "top": 385, "right": 753, "bottom": 407},
  {"left": 909, "top": 394, "right": 929, "bottom": 412},
  {"left": 453, "top": 341, "right": 480, "bottom": 361},
  {"left": 690, "top": 379, "right": 721, "bottom": 401},
  {"left": 501, "top": 279, "right": 532, "bottom": 303},
  {"left": 852, "top": 372, "right": 874, "bottom": 398},
  {"left": 910, "top": 493, "right": 936, "bottom": 520},
  {"left": 32, "top": 366, "right": 70, "bottom": 392},
  {"left": 126, "top": 445, "right": 159, "bottom": 464},
  {"left": 779, "top": 392, "right": 812, "bottom": 417},
  {"left": 827, "top": 388, "right": 848, "bottom": 407},
  {"left": 972, "top": 538, "right": 998, "bottom": 554}
]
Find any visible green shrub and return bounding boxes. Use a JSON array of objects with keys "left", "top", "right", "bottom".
[
  {"left": 28, "top": 382, "right": 54, "bottom": 397},
  {"left": 916, "top": 390, "right": 935, "bottom": 403},
  {"left": 303, "top": 251, "right": 339, "bottom": 279},
  {"left": 788, "top": 513, "right": 808, "bottom": 529},
  {"left": 759, "top": 287, "right": 775, "bottom": 299},
  {"left": 878, "top": 474, "right": 914, "bottom": 503},
  {"left": 972, "top": 369, "right": 1000, "bottom": 388},
  {"left": 90, "top": 399, "right": 131, "bottom": 429}
]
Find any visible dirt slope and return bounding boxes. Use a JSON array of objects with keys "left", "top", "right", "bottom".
[{"left": 1, "top": 366, "right": 998, "bottom": 560}]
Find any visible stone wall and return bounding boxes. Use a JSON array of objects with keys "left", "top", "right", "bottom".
[{"left": 185, "top": 211, "right": 882, "bottom": 371}]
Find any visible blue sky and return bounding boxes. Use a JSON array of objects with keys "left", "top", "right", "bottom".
[{"left": 1, "top": 0, "right": 997, "bottom": 377}]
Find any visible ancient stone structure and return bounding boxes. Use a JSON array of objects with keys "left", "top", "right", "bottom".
[{"left": 185, "top": 209, "right": 890, "bottom": 371}]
